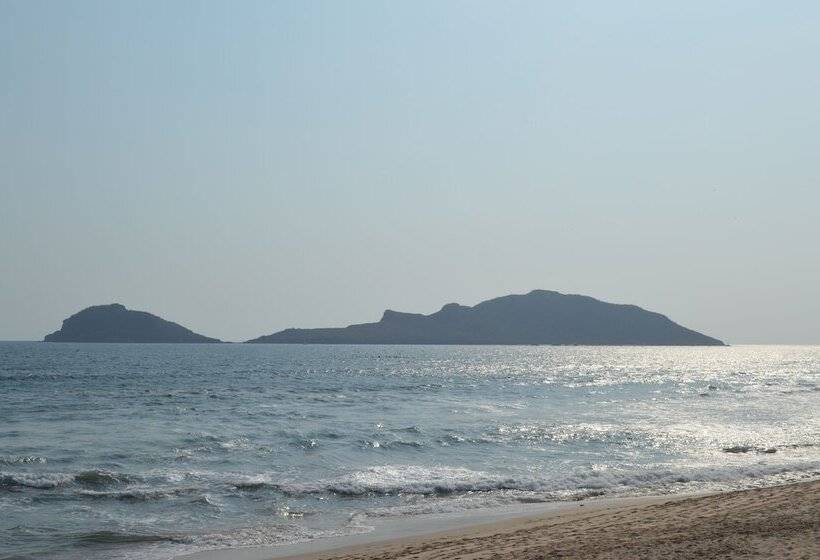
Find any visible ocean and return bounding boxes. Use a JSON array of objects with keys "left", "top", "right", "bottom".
[{"left": 1, "top": 343, "right": 818, "bottom": 560}]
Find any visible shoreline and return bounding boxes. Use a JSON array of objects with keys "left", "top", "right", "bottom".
[{"left": 180, "top": 479, "right": 819, "bottom": 560}]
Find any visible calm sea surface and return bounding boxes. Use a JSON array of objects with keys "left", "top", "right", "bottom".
[{"left": 1, "top": 343, "right": 818, "bottom": 559}]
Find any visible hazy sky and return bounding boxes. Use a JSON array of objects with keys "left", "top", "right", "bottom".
[{"left": 2, "top": 1, "right": 819, "bottom": 343}]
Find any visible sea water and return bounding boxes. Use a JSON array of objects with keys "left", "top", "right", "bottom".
[{"left": 1, "top": 343, "right": 818, "bottom": 559}]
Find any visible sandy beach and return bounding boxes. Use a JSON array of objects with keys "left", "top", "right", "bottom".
[{"left": 273, "top": 480, "right": 819, "bottom": 560}]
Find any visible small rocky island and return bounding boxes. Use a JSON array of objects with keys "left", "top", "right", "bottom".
[
  {"left": 44, "top": 304, "right": 221, "bottom": 343},
  {"left": 248, "top": 290, "right": 724, "bottom": 345}
]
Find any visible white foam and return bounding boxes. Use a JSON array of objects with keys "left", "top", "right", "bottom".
[
  {"left": 0, "top": 471, "right": 74, "bottom": 489},
  {"left": 275, "top": 459, "right": 820, "bottom": 500}
]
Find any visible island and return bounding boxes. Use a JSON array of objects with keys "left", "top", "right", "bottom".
[
  {"left": 44, "top": 304, "right": 222, "bottom": 343},
  {"left": 247, "top": 290, "right": 724, "bottom": 345}
]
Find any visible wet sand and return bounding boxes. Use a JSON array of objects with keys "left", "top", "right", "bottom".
[{"left": 276, "top": 480, "right": 819, "bottom": 560}]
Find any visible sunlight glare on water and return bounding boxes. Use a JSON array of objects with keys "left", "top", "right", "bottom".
[{"left": 0, "top": 343, "right": 818, "bottom": 559}]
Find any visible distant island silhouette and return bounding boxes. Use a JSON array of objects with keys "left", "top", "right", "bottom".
[
  {"left": 44, "top": 304, "right": 221, "bottom": 343},
  {"left": 247, "top": 290, "right": 724, "bottom": 346}
]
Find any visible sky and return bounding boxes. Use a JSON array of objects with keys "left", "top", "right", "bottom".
[{"left": 1, "top": 1, "right": 819, "bottom": 343}]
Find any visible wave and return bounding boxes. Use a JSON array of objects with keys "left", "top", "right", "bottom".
[
  {"left": 233, "top": 480, "right": 270, "bottom": 491},
  {"left": 721, "top": 441, "right": 819, "bottom": 454},
  {"left": 1, "top": 472, "right": 74, "bottom": 489},
  {"left": 353, "top": 461, "right": 820, "bottom": 520},
  {"left": 189, "top": 493, "right": 221, "bottom": 507},
  {"left": 74, "top": 469, "right": 134, "bottom": 486},
  {"left": 392, "top": 425, "right": 423, "bottom": 434},
  {"left": 273, "top": 460, "right": 820, "bottom": 499},
  {"left": 360, "top": 439, "right": 424, "bottom": 450},
  {"left": 78, "top": 486, "right": 204, "bottom": 502},
  {"left": 219, "top": 468, "right": 501, "bottom": 495},
  {"left": 0, "top": 455, "right": 47, "bottom": 465},
  {"left": 74, "top": 530, "right": 191, "bottom": 545},
  {"left": 1, "top": 469, "right": 139, "bottom": 492},
  {"left": 722, "top": 445, "right": 777, "bottom": 454},
  {"left": 276, "top": 465, "right": 543, "bottom": 497}
]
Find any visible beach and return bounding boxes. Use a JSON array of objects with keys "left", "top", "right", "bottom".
[
  {"left": 4, "top": 343, "right": 818, "bottom": 560},
  {"left": 274, "top": 480, "right": 819, "bottom": 560}
]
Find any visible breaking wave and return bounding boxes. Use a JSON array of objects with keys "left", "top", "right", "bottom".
[
  {"left": 272, "top": 461, "right": 820, "bottom": 499},
  {"left": 0, "top": 455, "right": 47, "bottom": 465}
]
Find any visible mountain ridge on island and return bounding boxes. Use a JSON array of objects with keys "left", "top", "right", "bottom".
[
  {"left": 247, "top": 290, "right": 724, "bottom": 346},
  {"left": 44, "top": 304, "right": 221, "bottom": 343}
]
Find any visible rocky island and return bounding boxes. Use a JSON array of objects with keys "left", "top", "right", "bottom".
[
  {"left": 247, "top": 290, "right": 724, "bottom": 345},
  {"left": 44, "top": 304, "right": 221, "bottom": 343}
]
